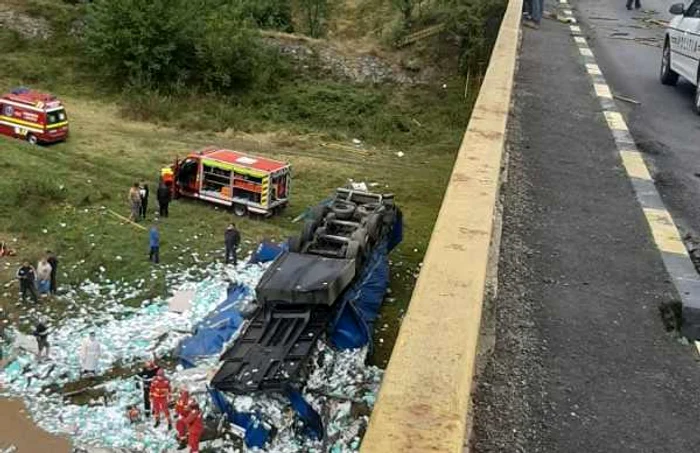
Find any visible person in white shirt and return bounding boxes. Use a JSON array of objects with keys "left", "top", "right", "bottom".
[
  {"left": 80, "top": 332, "right": 102, "bottom": 376},
  {"left": 36, "top": 258, "right": 52, "bottom": 298}
]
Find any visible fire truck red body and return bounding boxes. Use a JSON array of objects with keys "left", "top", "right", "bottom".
[
  {"left": 162, "top": 147, "right": 291, "bottom": 217},
  {"left": 0, "top": 88, "right": 69, "bottom": 144}
]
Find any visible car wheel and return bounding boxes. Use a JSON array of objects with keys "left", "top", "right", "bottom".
[
  {"left": 660, "top": 41, "right": 679, "bottom": 86},
  {"left": 694, "top": 82, "right": 700, "bottom": 116},
  {"left": 27, "top": 134, "right": 38, "bottom": 145}
]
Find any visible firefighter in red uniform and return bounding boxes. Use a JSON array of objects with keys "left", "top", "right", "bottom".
[
  {"left": 149, "top": 368, "right": 172, "bottom": 430},
  {"left": 185, "top": 400, "right": 204, "bottom": 453},
  {"left": 174, "top": 388, "right": 191, "bottom": 447}
]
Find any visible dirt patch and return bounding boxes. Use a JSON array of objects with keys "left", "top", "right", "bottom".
[{"left": 0, "top": 397, "right": 71, "bottom": 451}]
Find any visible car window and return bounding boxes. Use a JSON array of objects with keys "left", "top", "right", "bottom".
[{"left": 686, "top": 0, "right": 700, "bottom": 18}]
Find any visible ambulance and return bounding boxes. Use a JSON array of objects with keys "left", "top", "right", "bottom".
[
  {"left": 162, "top": 147, "right": 291, "bottom": 217},
  {"left": 0, "top": 88, "right": 69, "bottom": 144}
]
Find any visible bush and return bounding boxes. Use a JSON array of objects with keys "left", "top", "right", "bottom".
[
  {"left": 83, "top": 0, "right": 281, "bottom": 93},
  {"left": 240, "top": 0, "right": 293, "bottom": 31}
]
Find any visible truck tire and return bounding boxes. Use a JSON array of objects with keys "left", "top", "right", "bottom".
[
  {"left": 351, "top": 228, "right": 368, "bottom": 249},
  {"left": 27, "top": 134, "right": 38, "bottom": 145},
  {"left": 288, "top": 236, "right": 302, "bottom": 253},
  {"left": 331, "top": 200, "right": 356, "bottom": 220},
  {"left": 345, "top": 240, "right": 360, "bottom": 259},
  {"left": 660, "top": 40, "right": 679, "bottom": 86},
  {"left": 301, "top": 220, "right": 316, "bottom": 243},
  {"left": 365, "top": 213, "right": 382, "bottom": 242},
  {"left": 233, "top": 204, "right": 247, "bottom": 217}
]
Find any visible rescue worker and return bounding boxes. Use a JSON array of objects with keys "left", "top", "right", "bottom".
[
  {"left": 157, "top": 181, "right": 171, "bottom": 218},
  {"left": 16, "top": 261, "right": 38, "bottom": 303},
  {"left": 79, "top": 332, "right": 102, "bottom": 376},
  {"left": 46, "top": 250, "right": 58, "bottom": 295},
  {"left": 185, "top": 400, "right": 204, "bottom": 453},
  {"left": 224, "top": 223, "right": 240, "bottom": 266},
  {"left": 139, "top": 180, "right": 150, "bottom": 220},
  {"left": 150, "top": 368, "right": 172, "bottom": 430},
  {"left": 138, "top": 360, "right": 159, "bottom": 417},
  {"left": 149, "top": 223, "right": 160, "bottom": 264},
  {"left": 128, "top": 182, "right": 141, "bottom": 222},
  {"left": 175, "top": 388, "right": 192, "bottom": 447}
]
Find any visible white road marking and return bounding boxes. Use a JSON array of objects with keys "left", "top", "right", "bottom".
[
  {"left": 570, "top": 25, "right": 582, "bottom": 34},
  {"left": 579, "top": 47, "right": 594, "bottom": 57},
  {"left": 586, "top": 63, "right": 602, "bottom": 75},
  {"left": 574, "top": 36, "right": 587, "bottom": 44},
  {"left": 594, "top": 83, "right": 613, "bottom": 98}
]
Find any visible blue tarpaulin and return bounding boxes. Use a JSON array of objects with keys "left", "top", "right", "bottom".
[
  {"left": 250, "top": 241, "right": 285, "bottom": 264},
  {"left": 208, "top": 387, "right": 272, "bottom": 448},
  {"left": 176, "top": 285, "right": 247, "bottom": 368},
  {"left": 330, "top": 211, "right": 403, "bottom": 350},
  {"left": 286, "top": 386, "right": 324, "bottom": 440}
]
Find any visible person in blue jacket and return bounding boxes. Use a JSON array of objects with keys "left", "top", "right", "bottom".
[{"left": 149, "top": 224, "right": 160, "bottom": 264}]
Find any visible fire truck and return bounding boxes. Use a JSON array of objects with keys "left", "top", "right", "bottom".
[
  {"left": 162, "top": 147, "right": 291, "bottom": 217},
  {"left": 0, "top": 88, "right": 69, "bottom": 144}
]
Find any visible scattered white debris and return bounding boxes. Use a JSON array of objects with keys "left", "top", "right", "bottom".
[{"left": 396, "top": 151, "right": 405, "bottom": 158}]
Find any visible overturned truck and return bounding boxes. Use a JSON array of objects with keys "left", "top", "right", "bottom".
[{"left": 210, "top": 187, "right": 402, "bottom": 435}]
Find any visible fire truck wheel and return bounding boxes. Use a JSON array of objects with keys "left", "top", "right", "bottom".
[
  {"left": 233, "top": 204, "right": 247, "bottom": 217},
  {"left": 27, "top": 134, "right": 38, "bottom": 145},
  {"left": 331, "top": 200, "right": 356, "bottom": 220},
  {"left": 345, "top": 240, "right": 361, "bottom": 260}
]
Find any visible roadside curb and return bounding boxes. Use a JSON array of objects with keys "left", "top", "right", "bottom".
[{"left": 360, "top": 0, "right": 523, "bottom": 450}]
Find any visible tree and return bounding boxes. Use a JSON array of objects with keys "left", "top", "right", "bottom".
[{"left": 299, "top": 0, "right": 329, "bottom": 38}]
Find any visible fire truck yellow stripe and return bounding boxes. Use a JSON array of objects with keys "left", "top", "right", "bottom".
[
  {"left": 261, "top": 176, "right": 269, "bottom": 205},
  {"left": 0, "top": 115, "right": 43, "bottom": 129},
  {"left": 46, "top": 121, "right": 68, "bottom": 130}
]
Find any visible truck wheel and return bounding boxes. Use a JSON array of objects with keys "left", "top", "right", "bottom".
[
  {"left": 345, "top": 240, "right": 360, "bottom": 260},
  {"left": 314, "top": 227, "right": 327, "bottom": 239},
  {"left": 288, "top": 236, "right": 302, "bottom": 253},
  {"left": 331, "top": 200, "right": 356, "bottom": 220},
  {"left": 233, "top": 204, "right": 247, "bottom": 217},
  {"left": 27, "top": 134, "right": 38, "bottom": 145},
  {"left": 301, "top": 220, "right": 316, "bottom": 243},
  {"left": 366, "top": 213, "right": 382, "bottom": 242},
  {"left": 351, "top": 227, "right": 368, "bottom": 248}
]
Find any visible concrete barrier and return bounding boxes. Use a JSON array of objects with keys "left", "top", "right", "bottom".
[{"left": 360, "top": 0, "right": 523, "bottom": 450}]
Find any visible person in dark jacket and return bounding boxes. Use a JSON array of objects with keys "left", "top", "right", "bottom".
[
  {"left": 17, "top": 261, "right": 38, "bottom": 303},
  {"left": 626, "top": 0, "right": 641, "bottom": 10},
  {"left": 33, "top": 320, "right": 49, "bottom": 359},
  {"left": 224, "top": 223, "right": 240, "bottom": 265},
  {"left": 46, "top": 250, "right": 58, "bottom": 295},
  {"left": 139, "top": 181, "right": 150, "bottom": 220},
  {"left": 138, "top": 360, "right": 160, "bottom": 417},
  {"left": 157, "top": 182, "right": 171, "bottom": 218}
]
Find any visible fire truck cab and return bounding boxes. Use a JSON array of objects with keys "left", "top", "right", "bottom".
[
  {"left": 164, "top": 147, "right": 291, "bottom": 217},
  {"left": 0, "top": 88, "right": 69, "bottom": 145}
]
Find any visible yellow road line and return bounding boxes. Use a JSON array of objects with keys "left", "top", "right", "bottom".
[
  {"left": 594, "top": 83, "right": 613, "bottom": 98},
  {"left": 619, "top": 150, "right": 652, "bottom": 181},
  {"left": 643, "top": 207, "right": 688, "bottom": 255},
  {"left": 604, "top": 111, "right": 629, "bottom": 131}
]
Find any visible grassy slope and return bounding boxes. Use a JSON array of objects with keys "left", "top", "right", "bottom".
[{"left": 0, "top": 0, "right": 477, "bottom": 365}]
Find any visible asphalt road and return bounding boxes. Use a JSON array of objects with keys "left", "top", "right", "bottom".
[
  {"left": 575, "top": 0, "right": 700, "bottom": 244},
  {"left": 471, "top": 4, "right": 700, "bottom": 452}
]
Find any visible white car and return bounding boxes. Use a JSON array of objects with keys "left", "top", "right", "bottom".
[{"left": 661, "top": 2, "right": 700, "bottom": 112}]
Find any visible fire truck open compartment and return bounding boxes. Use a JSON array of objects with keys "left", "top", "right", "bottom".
[{"left": 166, "top": 148, "right": 291, "bottom": 217}]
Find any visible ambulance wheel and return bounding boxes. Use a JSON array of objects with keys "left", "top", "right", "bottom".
[
  {"left": 27, "top": 134, "right": 38, "bottom": 145},
  {"left": 233, "top": 204, "right": 247, "bottom": 217}
]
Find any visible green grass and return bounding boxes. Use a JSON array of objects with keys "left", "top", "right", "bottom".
[{"left": 0, "top": 0, "right": 492, "bottom": 365}]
